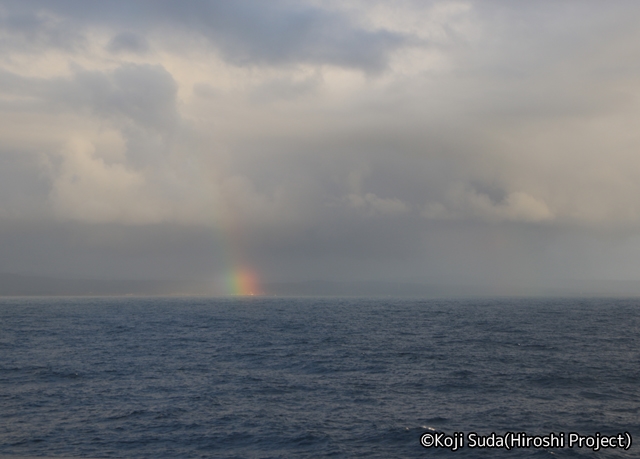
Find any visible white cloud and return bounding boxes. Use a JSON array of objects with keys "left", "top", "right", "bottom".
[
  {"left": 422, "top": 187, "right": 553, "bottom": 223},
  {"left": 346, "top": 193, "right": 410, "bottom": 217},
  {"left": 50, "top": 138, "right": 152, "bottom": 224}
]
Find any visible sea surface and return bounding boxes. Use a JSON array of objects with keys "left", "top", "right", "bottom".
[{"left": 0, "top": 296, "right": 638, "bottom": 458}]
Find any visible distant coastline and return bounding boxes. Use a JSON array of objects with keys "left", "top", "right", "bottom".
[{"left": 2, "top": 272, "right": 640, "bottom": 298}]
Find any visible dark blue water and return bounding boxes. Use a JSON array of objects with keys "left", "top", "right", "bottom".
[{"left": 0, "top": 297, "right": 638, "bottom": 458}]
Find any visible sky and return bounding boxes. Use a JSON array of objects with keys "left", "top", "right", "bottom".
[{"left": 2, "top": 0, "right": 640, "bottom": 295}]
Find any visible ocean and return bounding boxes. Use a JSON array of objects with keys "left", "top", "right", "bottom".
[{"left": 0, "top": 296, "right": 638, "bottom": 458}]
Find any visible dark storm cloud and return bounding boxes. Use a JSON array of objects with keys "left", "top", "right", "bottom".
[
  {"left": 0, "top": 9, "right": 85, "bottom": 52},
  {"left": 107, "top": 32, "right": 150, "bottom": 54},
  {"left": 0, "top": 63, "right": 178, "bottom": 129},
  {"left": 62, "top": 64, "right": 179, "bottom": 131},
  {"left": 2, "top": 0, "right": 411, "bottom": 72},
  {"left": 0, "top": 67, "right": 171, "bottom": 127},
  {"left": 181, "top": 1, "right": 407, "bottom": 71}
]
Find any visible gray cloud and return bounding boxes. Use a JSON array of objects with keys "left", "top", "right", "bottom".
[
  {"left": 107, "top": 32, "right": 150, "bottom": 54},
  {"left": 0, "top": 63, "right": 178, "bottom": 128},
  {"left": 187, "top": 1, "right": 408, "bottom": 71},
  {"left": 2, "top": 1, "right": 640, "bottom": 294},
  {"left": 2, "top": 0, "right": 411, "bottom": 72},
  {"left": 48, "top": 64, "right": 179, "bottom": 132},
  {"left": 0, "top": 10, "right": 86, "bottom": 53},
  {"left": 0, "top": 149, "right": 51, "bottom": 218}
]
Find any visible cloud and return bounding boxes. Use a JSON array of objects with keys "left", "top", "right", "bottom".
[
  {"left": 345, "top": 193, "right": 410, "bottom": 217},
  {"left": 1, "top": 0, "right": 412, "bottom": 72},
  {"left": 50, "top": 138, "right": 150, "bottom": 224},
  {"left": 0, "top": 62, "right": 212, "bottom": 225},
  {"left": 57, "top": 64, "right": 179, "bottom": 132},
  {"left": 2, "top": 1, "right": 640, "bottom": 289},
  {"left": 186, "top": 1, "right": 409, "bottom": 71},
  {"left": 0, "top": 148, "right": 50, "bottom": 219},
  {"left": 107, "top": 32, "right": 149, "bottom": 54},
  {"left": 249, "top": 72, "right": 323, "bottom": 103},
  {"left": 0, "top": 9, "right": 86, "bottom": 53}
]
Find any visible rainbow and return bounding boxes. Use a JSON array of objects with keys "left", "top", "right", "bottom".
[
  {"left": 224, "top": 266, "right": 260, "bottom": 296},
  {"left": 213, "top": 190, "right": 262, "bottom": 296}
]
